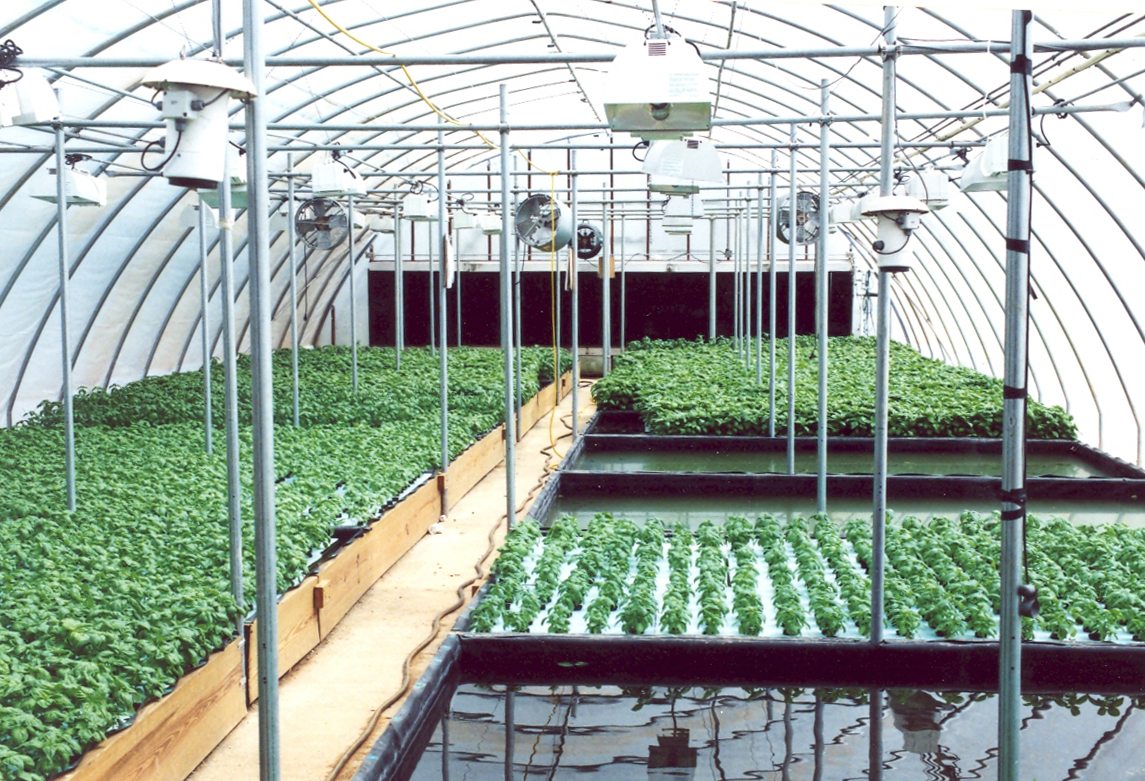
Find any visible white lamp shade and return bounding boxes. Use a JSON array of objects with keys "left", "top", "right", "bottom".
[
  {"left": 603, "top": 37, "right": 711, "bottom": 140},
  {"left": 30, "top": 168, "right": 106, "bottom": 207},
  {"left": 906, "top": 169, "right": 951, "bottom": 210},
  {"left": 312, "top": 160, "right": 366, "bottom": 197},
  {"left": 644, "top": 138, "right": 722, "bottom": 182},
  {"left": 478, "top": 212, "right": 502, "bottom": 235},
  {"left": 959, "top": 133, "right": 1009, "bottom": 193},
  {"left": 453, "top": 210, "right": 479, "bottom": 229},
  {"left": 403, "top": 193, "right": 437, "bottom": 221},
  {"left": 371, "top": 214, "right": 396, "bottom": 233},
  {"left": 141, "top": 59, "right": 257, "bottom": 100},
  {"left": 2, "top": 70, "right": 60, "bottom": 126}
]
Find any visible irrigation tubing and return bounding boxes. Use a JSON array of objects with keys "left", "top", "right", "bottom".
[{"left": 322, "top": 384, "right": 588, "bottom": 781}]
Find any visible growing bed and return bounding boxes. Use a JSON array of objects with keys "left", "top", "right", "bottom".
[{"left": 0, "top": 345, "right": 568, "bottom": 781}]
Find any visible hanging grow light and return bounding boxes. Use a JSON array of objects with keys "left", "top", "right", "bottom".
[
  {"left": 311, "top": 153, "right": 366, "bottom": 197},
  {"left": 644, "top": 138, "right": 723, "bottom": 195},
  {"left": 602, "top": 32, "right": 711, "bottom": 141},
  {"left": 370, "top": 213, "right": 396, "bottom": 233},
  {"left": 478, "top": 212, "right": 502, "bottom": 235},
  {"left": 958, "top": 133, "right": 1009, "bottom": 193},
  {"left": 140, "top": 59, "right": 256, "bottom": 190},
  {"left": 30, "top": 155, "right": 106, "bottom": 207},
  {"left": 861, "top": 194, "right": 929, "bottom": 272},
  {"left": 0, "top": 68, "right": 59, "bottom": 127},
  {"left": 663, "top": 195, "right": 696, "bottom": 235},
  {"left": 402, "top": 192, "right": 437, "bottom": 221}
]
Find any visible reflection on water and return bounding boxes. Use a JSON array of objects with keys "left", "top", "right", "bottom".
[{"left": 409, "top": 685, "right": 1145, "bottom": 781}]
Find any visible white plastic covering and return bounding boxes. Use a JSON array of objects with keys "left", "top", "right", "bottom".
[{"left": 0, "top": 1, "right": 1144, "bottom": 464}]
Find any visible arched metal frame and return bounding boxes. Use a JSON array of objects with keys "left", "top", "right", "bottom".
[{"left": 2, "top": 1, "right": 1145, "bottom": 462}]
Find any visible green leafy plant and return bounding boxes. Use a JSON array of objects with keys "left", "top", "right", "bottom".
[{"left": 592, "top": 337, "right": 1076, "bottom": 439}]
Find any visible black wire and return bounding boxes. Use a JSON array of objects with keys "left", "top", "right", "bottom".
[
  {"left": 139, "top": 131, "right": 182, "bottom": 173},
  {"left": 632, "top": 140, "right": 649, "bottom": 162}
]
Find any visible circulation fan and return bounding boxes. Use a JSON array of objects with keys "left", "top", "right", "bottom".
[
  {"left": 776, "top": 191, "right": 821, "bottom": 245},
  {"left": 295, "top": 198, "right": 349, "bottom": 250},
  {"left": 576, "top": 223, "right": 603, "bottom": 260},
  {"left": 514, "top": 193, "right": 574, "bottom": 250}
]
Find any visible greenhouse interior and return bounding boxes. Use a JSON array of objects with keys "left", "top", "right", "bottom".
[{"left": 3, "top": 0, "right": 1145, "bottom": 780}]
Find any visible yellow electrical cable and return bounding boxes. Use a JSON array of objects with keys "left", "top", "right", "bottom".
[{"left": 304, "top": 0, "right": 559, "bottom": 178}]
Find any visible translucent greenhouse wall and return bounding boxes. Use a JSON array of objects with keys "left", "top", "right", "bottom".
[{"left": 1, "top": 2, "right": 1144, "bottom": 462}]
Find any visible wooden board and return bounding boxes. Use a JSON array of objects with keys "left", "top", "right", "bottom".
[
  {"left": 61, "top": 642, "right": 246, "bottom": 781},
  {"left": 247, "top": 577, "right": 321, "bottom": 705},
  {"left": 316, "top": 478, "right": 442, "bottom": 639},
  {"left": 519, "top": 372, "right": 571, "bottom": 434},
  {"left": 446, "top": 423, "right": 506, "bottom": 507}
]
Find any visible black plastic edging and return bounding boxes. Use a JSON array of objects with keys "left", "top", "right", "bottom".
[
  {"left": 352, "top": 634, "right": 461, "bottom": 781},
  {"left": 555, "top": 471, "right": 1145, "bottom": 504},
  {"left": 455, "top": 633, "right": 1145, "bottom": 695},
  {"left": 578, "top": 432, "right": 1145, "bottom": 480}
]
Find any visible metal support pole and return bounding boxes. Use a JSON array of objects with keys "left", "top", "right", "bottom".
[
  {"left": 504, "top": 690, "right": 516, "bottom": 781},
  {"left": 816, "top": 80, "right": 831, "bottom": 513},
  {"left": 869, "top": 689, "right": 884, "bottom": 781},
  {"left": 571, "top": 150, "right": 581, "bottom": 440},
  {"left": 287, "top": 154, "right": 299, "bottom": 427},
  {"left": 53, "top": 98, "right": 76, "bottom": 513},
  {"left": 768, "top": 152, "right": 778, "bottom": 437},
  {"left": 499, "top": 85, "right": 517, "bottom": 528},
  {"left": 348, "top": 194, "right": 358, "bottom": 392},
  {"left": 708, "top": 217, "right": 717, "bottom": 340},
  {"left": 429, "top": 217, "right": 436, "bottom": 357},
  {"left": 999, "top": 11, "right": 1033, "bottom": 781},
  {"left": 438, "top": 124, "right": 450, "bottom": 511},
  {"left": 214, "top": 2, "right": 244, "bottom": 652},
  {"left": 756, "top": 180, "right": 764, "bottom": 385},
  {"left": 197, "top": 197, "right": 214, "bottom": 454},
  {"left": 243, "top": 1, "right": 280, "bottom": 777},
  {"left": 743, "top": 195, "right": 751, "bottom": 369},
  {"left": 395, "top": 213, "right": 403, "bottom": 370},
  {"left": 602, "top": 195, "right": 611, "bottom": 376},
  {"left": 619, "top": 217, "right": 626, "bottom": 351},
  {"left": 871, "top": 4, "right": 899, "bottom": 647},
  {"left": 514, "top": 167, "right": 523, "bottom": 441},
  {"left": 733, "top": 213, "right": 740, "bottom": 357},
  {"left": 787, "top": 127, "right": 798, "bottom": 474}
]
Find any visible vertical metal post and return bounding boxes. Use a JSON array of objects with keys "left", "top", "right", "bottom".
[
  {"left": 619, "top": 217, "right": 626, "bottom": 351},
  {"left": 438, "top": 123, "right": 450, "bottom": 510},
  {"left": 215, "top": 6, "right": 244, "bottom": 650},
  {"left": 708, "top": 216, "right": 717, "bottom": 340},
  {"left": 999, "top": 11, "right": 1033, "bottom": 781},
  {"left": 768, "top": 151, "right": 778, "bottom": 437},
  {"left": 395, "top": 213, "right": 403, "bottom": 370},
  {"left": 243, "top": 1, "right": 280, "bottom": 777},
  {"left": 53, "top": 97, "right": 76, "bottom": 513},
  {"left": 456, "top": 232, "right": 462, "bottom": 348},
  {"left": 504, "top": 690, "right": 516, "bottom": 781},
  {"left": 787, "top": 125, "right": 798, "bottom": 474},
  {"left": 871, "top": 4, "right": 899, "bottom": 647},
  {"left": 348, "top": 193, "right": 358, "bottom": 392},
  {"left": 756, "top": 179, "right": 764, "bottom": 385},
  {"left": 602, "top": 194, "right": 611, "bottom": 376},
  {"left": 869, "top": 689, "right": 884, "bottom": 781},
  {"left": 816, "top": 80, "right": 831, "bottom": 513},
  {"left": 499, "top": 85, "right": 517, "bottom": 528},
  {"left": 733, "top": 210, "right": 740, "bottom": 357},
  {"left": 429, "top": 216, "right": 436, "bottom": 357},
  {"left": 514, "top": 161, "right": 523, "bottom": 440},
  {"left": 571, "top": 151, "right": 580, "bottom": 440},
  {"left": 287, "top": 156, "right": 299, "bottom": 427},
  {"left": 743, "top": 194, "right": 751, "bottom": 368},
  {"left": 198, "top": 195, "right": 214, "bottom": 454},
  {"left": 441, "top": 713, "right": 451, "bottom": 781}
]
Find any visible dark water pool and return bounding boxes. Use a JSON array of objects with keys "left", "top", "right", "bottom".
[
  {"left": 574, "top": 448, "right": 1109, "bottom": 478},
  {"left": 539, "top": 493, "right": 1145, "bottom": 529},
  {"left": 407, "top": 684, "right": 1145, "bottom": 780}
]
